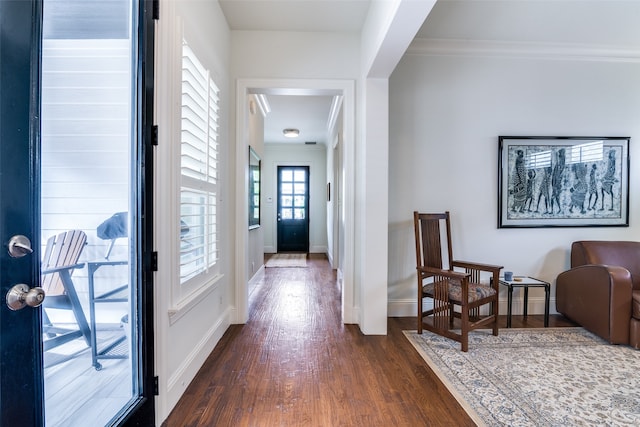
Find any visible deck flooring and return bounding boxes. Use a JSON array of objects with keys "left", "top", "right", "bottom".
[{"left": 44, "top": 328, "right": 131, "bottom": 427}]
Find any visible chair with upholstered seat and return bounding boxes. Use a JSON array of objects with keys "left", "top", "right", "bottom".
[{"left": 413, "top": 211, "right": 503, "bottom": 351}]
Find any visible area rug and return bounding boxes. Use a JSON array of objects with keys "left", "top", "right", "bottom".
[
  {"left": 265, "top": 253, "right": 307, "bottom": 268},
  {"left": 404, "top": 328, "right": 640, "bottom": 426}
]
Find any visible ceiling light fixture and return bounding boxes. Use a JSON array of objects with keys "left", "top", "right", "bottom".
[{"left": 283, "top": 128, "right": 300, "bottom": 138}]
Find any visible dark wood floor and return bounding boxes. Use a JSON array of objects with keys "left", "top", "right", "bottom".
[{"left": 163, "top": 254, "right": 576, "bottom": 426}]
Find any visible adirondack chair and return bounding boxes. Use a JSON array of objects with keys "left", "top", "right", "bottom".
[{"left": 41, "top": 230, "right": 92, "bottom": 352}]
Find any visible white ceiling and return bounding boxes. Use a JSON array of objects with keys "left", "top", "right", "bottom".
[
  {"left": 219, "top": 0, "right": 371, "bottom": 145},
  {"left": 260, "top": 94, "right": 335, "bottom": 145},
  {"left": 220, "top": 0, "right": 640, "bottom": 146},
  {"left": 219, "top": 0, "right": 371, "bottom": 33},
  {"left": 415, "top": 1, "right": 640, "bottom": 46}
]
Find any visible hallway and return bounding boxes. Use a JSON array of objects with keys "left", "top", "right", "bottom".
[
  {"left": 163, "top": 255, "right": 570, "bottom": 426},
  {"left": 162, "top": 254, "right": 473, "bottom": 425}
]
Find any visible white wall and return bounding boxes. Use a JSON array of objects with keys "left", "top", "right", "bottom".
[
  {"left": 230, "top": 3, "right": 433, "bottom": 334},
  {"left": 325, "top": 107, "right": 343, "bottom": 268},
  {"left": 154, "top": 0, "right": 231, "bottom": 422},
  {"left": 41, "top": 39, "right": 131, "bottom": 324},
  {"left": 230, "top": 32, "right": 360, "bottom": 325},
  {"left": 247, "top": 96, "right": 265, "bottom": 279},
  {"left": 388, "top": 42, "right": 640, "bottom": 317},
  {"left": 262, "top": 143, "right": 328, "bottom": 254}
]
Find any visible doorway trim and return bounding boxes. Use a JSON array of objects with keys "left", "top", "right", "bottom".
[{"left": 234, "top": 78, "right": 356, "bottom": 324}]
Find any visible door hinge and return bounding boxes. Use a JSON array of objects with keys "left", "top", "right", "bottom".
[
  {"left": 152, "top": 125, "right": 158, "bottom": 146},
  {"left": 151, "top": 251, "right": 158, "bottom": 271},
  {"left": 152, "top": 0, "right": 160, "bottom": 20},
  {"left": 154, "top": 376, "right": 159, "bottom": 395}
]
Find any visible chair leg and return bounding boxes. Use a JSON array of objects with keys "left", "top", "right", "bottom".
[
  {"left": 42, "top": 309, "right": 56, "bottom": 338},
  {"left": 60, "top": 270, "right": 92, "bottom": 346},
  {"left": 417, "top": 293, "right": 423, "bottom": 334},
  {"left": 492, "top": 300, "right": 499, "bottom": 336},
  {"left": 449, "top": 303, "right": 454, "bottom": 327},
  {"left": 461, "top": 305, "right": 470, "bottom": 352}
]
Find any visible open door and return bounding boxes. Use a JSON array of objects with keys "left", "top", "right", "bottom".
[{"left": 0, "top": 0, "right": 155, "bottom": 425}]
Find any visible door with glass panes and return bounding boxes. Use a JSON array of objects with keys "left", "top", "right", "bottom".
[
  {"left": 0, "top": 0, "right": 155, "bottom": 425},
  {"left": 277, "top": 166, "right": 310, "bottom": 252}
]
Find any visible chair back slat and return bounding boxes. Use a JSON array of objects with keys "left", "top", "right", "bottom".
[
  {"left": 414, "top": 212, "right": 452, "bottom": 272},
  {"left": 41, "top": 230, "right": 87, "bottom": 295}
]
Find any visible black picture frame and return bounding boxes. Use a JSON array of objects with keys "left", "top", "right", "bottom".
[
  {"left": 498, "top": 136, "right": 630, "bottom": 228},
  {"left": 249, "top": 146, "right": 261, "bottom": 229}
]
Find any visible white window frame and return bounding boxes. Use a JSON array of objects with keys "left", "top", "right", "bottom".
[{"left": 176, "top": 39, "right": 221, "bottom": 303}]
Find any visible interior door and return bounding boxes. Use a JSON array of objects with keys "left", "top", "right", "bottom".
[
  {"left": 277, "top": 166, "right": 310, "bottom": 252},
  {"left": 0, "top": 1, "right": 155, "bottom": 425}
]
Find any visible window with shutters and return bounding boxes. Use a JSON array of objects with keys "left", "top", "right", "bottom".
[{"left": 179, "top": 40, "right": 219, "bottom": 286}]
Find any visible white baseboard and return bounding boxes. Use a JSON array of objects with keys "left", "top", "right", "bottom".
[
  {"left": 387, "top": 297, "right": 558, "bottom": 317},
  {"left": 309, "top": 245, "right": 327, "bottom": 254},
  {"left": 164, "top": 308, "right": 231, "bottom": 416},
  {"left": 264, "top": 246, "right": 327, "bottom": 254}
]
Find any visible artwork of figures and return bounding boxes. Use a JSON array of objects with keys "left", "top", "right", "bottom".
[{"left": 499, "top": 136, "right": 629, "bottom": 227}]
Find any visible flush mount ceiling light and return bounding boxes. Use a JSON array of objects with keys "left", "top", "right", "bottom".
[{"left": 283, "top": 128, "right": 300, "bottom": 138}]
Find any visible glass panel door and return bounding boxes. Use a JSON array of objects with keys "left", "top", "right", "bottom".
[
  {"left": 277, "top": 166, "right": 309, "bottom": 252},
  {"left": 1, "top": 0, "right": 154, "bottom": 425},
  {"left": 40, "top": 1, "right": 141, "bottom": 425}
]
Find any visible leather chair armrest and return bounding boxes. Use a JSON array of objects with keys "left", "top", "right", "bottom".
[{"left": 557, "top": 264, "right": 632, "bottom": 344}]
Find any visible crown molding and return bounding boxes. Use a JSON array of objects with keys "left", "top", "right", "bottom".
[
  {"left": 407, "top": 38, "right": 640, "bottom": 63},
  {"left": 253, "top": 93, "right": 270, "bottom": 117},
  {"left": 326, "top": 95, "right": 343, "bottom": 134}
]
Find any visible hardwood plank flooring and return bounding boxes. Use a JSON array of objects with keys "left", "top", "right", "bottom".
[{"left": 163, "top": 254, "right": 576, "bottom": 426}]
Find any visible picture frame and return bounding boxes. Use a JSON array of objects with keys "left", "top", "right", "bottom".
[
  {"left": 249, "top": 146, "right": 261, "bottom": 229},
  {"left": 498, "top": 136, "right": 629, "bottom": 228}
]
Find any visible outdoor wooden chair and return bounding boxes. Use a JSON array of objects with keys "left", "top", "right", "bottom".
[
  {"left": 413, "top": 211, "right": 503, "bottom": 351},
  {"left": 41, "top": 230, "right": 92, "bottom": 352}
]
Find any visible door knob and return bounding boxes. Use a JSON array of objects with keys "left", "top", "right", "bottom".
[
  {"left": 7, "top": 235, "right": 33, "bottom": 258},
  {"left": 6, "top": 284, "right": 45, "bottom": 311}
]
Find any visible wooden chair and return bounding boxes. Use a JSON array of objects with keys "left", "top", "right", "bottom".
[
  {"left": 413, "top": 211, "right": 502, "bottom": 351},
  {"left": 41, "top": 230, "right": 92, "bottom": 352}
]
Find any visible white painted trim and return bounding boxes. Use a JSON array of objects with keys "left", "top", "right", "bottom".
[
  {"left": 248, "top": 264, "right": 265, "bottom": 285},
  {"left": 168, "top": 274, "right": 225, "bottom": 325},
  {"left": 234, "top": 83, "right": 250, "bottom": 324},
  {"left": 326, "top": 95, "right": 343, "bottom": 134},
  {"left": 407, "top": 38, "right": 640, "bottom": 63},
  {"left": 255, "top": 93, "right": 270, "bottom": 116},
  {"left": 386, "top": 297, "right": 558, "bottom": 317},
  {"left": 165, "top": 308, "right": 231, "bottom": 411},
  {"left": 309, "top": 245, "right": 328, "bottom": 254},
  {"left": 236, "top": 78, "right": 356, "bottom": 324}
]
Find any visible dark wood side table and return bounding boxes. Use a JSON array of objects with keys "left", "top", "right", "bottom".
[{"left": 498, "top": 276, "right": 550, "bottom": 328}]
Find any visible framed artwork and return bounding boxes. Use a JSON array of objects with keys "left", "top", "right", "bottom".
[
  {"left": 498, "top": 136, "right": 629, "bottom": 228},
  {"left": 249, "top": 146, "right": 261, "bottom": 229}
]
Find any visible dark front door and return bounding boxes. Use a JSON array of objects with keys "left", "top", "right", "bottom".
[
  {"left": 277, "top": 166, "right": 310, "bottom": 252},
  {"left": 0, "top": 1, "right": 155, "bottom": 425}
]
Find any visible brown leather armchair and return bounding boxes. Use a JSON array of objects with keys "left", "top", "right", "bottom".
[{"left": 556, "top": 241, "right": 640, "bottom": 348}]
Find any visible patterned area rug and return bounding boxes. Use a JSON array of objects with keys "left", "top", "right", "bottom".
[
  {"left": 265, "top": 253, "right": 307, "bottom": 268},
  {"left": 404, "top": 328, "right": 640, "bottom": 426}
]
